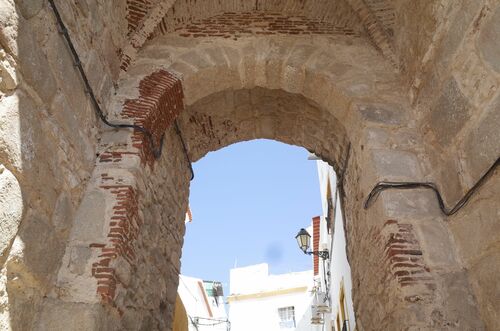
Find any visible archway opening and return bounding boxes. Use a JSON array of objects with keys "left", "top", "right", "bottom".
[{"left": 182, "top": 139, "right": 322, "bottom": 285}]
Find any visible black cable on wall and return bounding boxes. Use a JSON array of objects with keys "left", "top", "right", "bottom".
[
  {"left": 48, "top": 0, "right": 165, "bottom": 158},
  {"left": 49, "top": 0, "right": 195, "bottom": 182},
  {"left": 364, "top": 156, "right": 499, "bottom": 216}
]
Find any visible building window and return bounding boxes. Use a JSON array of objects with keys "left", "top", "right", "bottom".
[{"left": 278, "top": 306, "right": 296, "bottom": 329}]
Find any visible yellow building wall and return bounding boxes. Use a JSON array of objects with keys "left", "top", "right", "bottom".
[{"left": 172, "top": 294, "right": 188, "bottom": 331}]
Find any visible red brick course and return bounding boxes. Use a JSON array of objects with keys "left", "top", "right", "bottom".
[
  {"left": 126, "top": 0, "right": 155, "bottom": 34},
  {"left": 121, "top": 70, "right": 184, "bottom": 166},
  {"left": 165, "top": 12, "right": 360, "bottom": 40},
  {"left": 91, "top": 69, "right": 185, "bottom": 306},
  {"left": 383, "top": 220, "right": 434, "bottom": 291},
  {"left": 91, "top": 183, "right": 140, "bottom": 305}
]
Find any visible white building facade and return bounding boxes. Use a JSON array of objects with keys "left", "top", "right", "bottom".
[
  {"left": 178, "top": 275, "right": 230, "bottom": 331},
  {"left": 313, "top": 160, "right": 356, "bottom": 331},
  {"left": 228, "top": 263, "right": 315, "bottom": 331}
]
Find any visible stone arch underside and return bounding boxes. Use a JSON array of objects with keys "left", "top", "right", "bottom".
[
  {"left": 179, "top": 87, "right": 349, "bottom": 168},
  {"left": 121, "top": 0, "right": 398, "bottom": 71},
  {"left": 34, "top": 33, "right": 485, "bottom": 331}
]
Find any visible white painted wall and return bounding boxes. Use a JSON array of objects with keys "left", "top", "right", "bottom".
[
  {"left": 228, "top": 263, "right": 317, "bottom": 331},
  {"left": 178, "top": 275, "right": 229, "bottom": 331},
  {"left": 316, "top": 160, "right": 356, "bottom": 331}
]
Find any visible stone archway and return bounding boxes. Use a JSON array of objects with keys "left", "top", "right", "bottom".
[
  {"left": 31, "top": 31, "right": 485, "bottom": 330},
  {"left": 1, "top": 0, "right": 499, "bottom": 330}
]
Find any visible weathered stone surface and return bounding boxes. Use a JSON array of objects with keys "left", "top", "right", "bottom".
[
  {"left": 13, "top": 214, "right": 62, "bottom": 281},
  {"left": 0, "top": 0, "right": 499, "bottom": 329},
  {"left": 436, "top": 271, "right": 484, "bottom": 330},
  {"left": 0, "top": 49, "right": 17, "bottom": 90},
  {"left": 0, "top": 166, "right": 23, "bottom": 257},
  {"left": 16, "top": 0, "right": 44, "bottom": 19},
  {"left": 358, "top": 103, "right": 406, "bottom": 125},
  {"left": 51, "top": 191, "right": 74, "bottom": 237},
  {"left": 0, "top": 89, "right": 23, "bottom": 170},
  {"left": 70, "top": 189, "right": 108, "bottom": 242},
  {"left": 478, "top": 7, "right": 500, "bottom": 73},
  {"left": 468, "top": 251, "right": 500, "bottom": 330},
  {"left": 37, "top": 300, "right": 107, "bottom": 331},
  {"left": 429, "top": 78, "right": 472, "bottom": 146},
  {"left": 449, "top": 174, "right": 500, "bottom": 265},
  {"left": 414, "top": 218, "right": 458, "bottom": 269},
  {"left": 380, "top": 189, "right": 440, "bottom": 220},
  {"left": 0, "top": 0, "right": 19, "bottom": 55},
  {"left": 17, "top": 19, "right": 57, "bottom": 104},
  {"left": 463, "top": 93, "right": 500, "bottom": 181},
  {"left": 0, "top": 89, "right": 49, "bottom": 175},
  {"left": 372, "top": 149, "right": 422, "bottom": 180}
]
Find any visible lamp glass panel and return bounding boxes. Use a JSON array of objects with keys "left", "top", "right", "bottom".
[{"left": 295, "top": 229, "right": 311, "bottom": 252}]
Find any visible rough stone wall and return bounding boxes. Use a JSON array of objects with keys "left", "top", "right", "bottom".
[
  {"left": 115, "top": 126, "right": 190, "bottom": 329},
  {"left": 396, "top": 1, "right": 500, "bottom": 328},
  {"left": 33, "top": 67, "right": 189, "bottom": 330},
  {"left": 47, "top": 30, "right": 488, "bottom": 330},
  {"left": 0, "top": 1, "right": 498, "bottom": 330},
  {"left": 395, "top": 0, "right": 498, "bottom": 199},
  {"left": 172, "top": 12, "right": 361, "bottom": 40},
  {"left": 0, "top": 0, "right": 125, "bottom": 329},
  {"left": 448, "top": 174, "right": 500, "bottom": 329},
  {"left": 152, "top": 0, "right": 364, "bottom": 37},
  {"left": 178, "top": 88, "right": 349, "bottom": 166},
  {"left": 344, "top": 121, "right": 485, "bottom": 330}
]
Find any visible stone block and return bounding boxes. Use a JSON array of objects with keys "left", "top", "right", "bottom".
[
  {"left": 67, "top": 246, "right": 92, "bottom": 276},
  {"left": 84, "top": 50, "right": 107, "bottom": 98},
  {"left": 413, "top": 218, "right": 458, "bottom": 269},
  {"left": 358, "top": 103, "right": 406, "bottom": 125},
  {"left": 478, "top": 7, "right": 500, "bottom": 73},
  {"left": 429, "top": 78, "right": 472, "bottom": 146},
  {"left": 17, "top": 211, "right": 64, "bottom": 278},
  {"left": 180, "top": 51, "right": 211, "bottom": 70},
  {"left": 448, "top": 174, "right": 500, "bottom": 264},
  {"left": 380, "top": 189, "right": 441, "bottom": 220},
  {"left": 364, "top": 128, "right": 390, "bottom": 148},
  {"left": 240, "top": 44, "right": 257, "bottom": 88},
  {"left": 437, "top": 271, "right": 485, "bottom": 330},
  {"left": 0, "top": 50, "right": 17, "bottom": 90},
  {"left": 51, "top": 191, "right": 74, "bottom": 237},
  {"left": 435, "top": 155, "right": 464, "bottom": 207},
  {"left": 44, "top": 26, "right": 88, "bottom": 115},
  {"left": 468, "top": 251, "right": 500, "bottom": 330},
  {"left": 0, "top": 1, "right": 19, "bottom": 55},
  {"left": 69, "top": 189, "right": 108, "bottom": 242},
  {"left": 17, "top": 19, "right": 57, "bottom": 104},
  {"left": 286, "top": 44, "right": 315, "bottom": 69},
  {"left": 205, "top": 46, "right": 228, "bottom": 67},
  {"left": 37, "top": 300, "right": 105, "bottom": 331},
  {"left": 0, "top": 166, "right": 23, "bottom": 257},
  {"left": 372, "top": 149, "right": 423, "bottom": 180},
  {"left": 16, "top": 0, "right": 44, "bottom": 19},
  {"left": 463, "top": 93, "right": 500, "bottom": 182},
  {"left": 434, "top": 6, "right": 469, "bottom": 72}
]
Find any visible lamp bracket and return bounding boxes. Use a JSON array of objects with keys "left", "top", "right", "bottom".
[{"left": 307, "top": 250, "right": 329, "bottom": 260}]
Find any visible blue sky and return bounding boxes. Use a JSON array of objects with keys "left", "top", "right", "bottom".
[{"left": 180, "top": 139, "right": 323, "bottom": 296}]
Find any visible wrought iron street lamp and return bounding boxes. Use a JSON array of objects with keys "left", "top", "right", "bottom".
[{"left": 295, "top": 228, "right": 329, "bottom": 260}]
